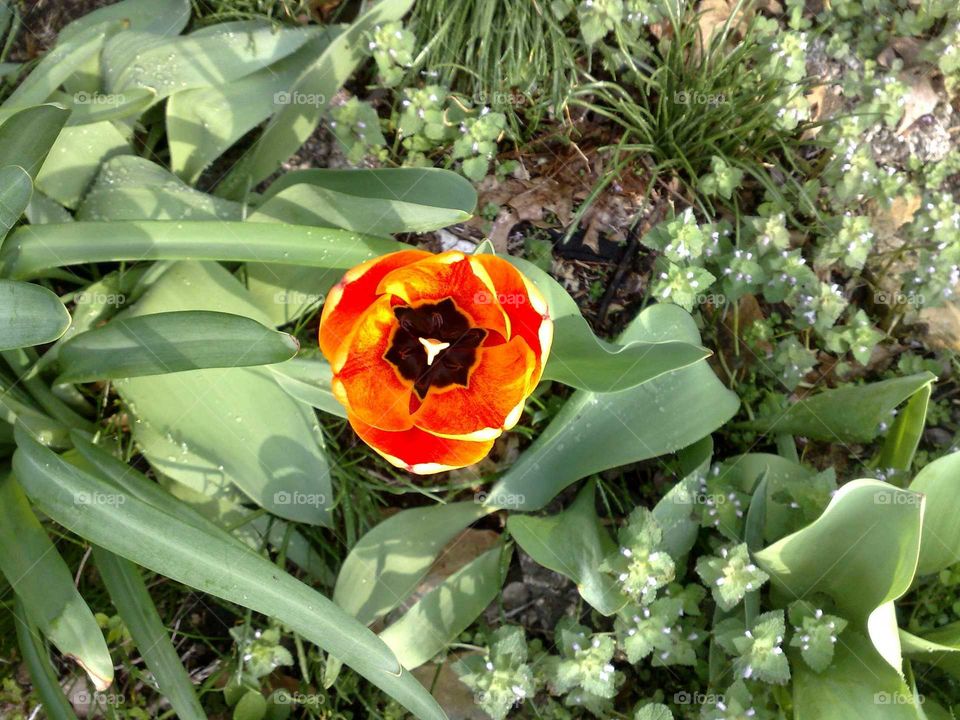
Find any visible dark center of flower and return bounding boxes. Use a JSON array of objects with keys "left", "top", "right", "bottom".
[{"left": 384, "top": 297, "right": 486, "bottom": 399}]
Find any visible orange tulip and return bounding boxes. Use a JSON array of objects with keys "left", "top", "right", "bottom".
[{"left": 319, "top": 249, "right": 553, "bottom": 474}]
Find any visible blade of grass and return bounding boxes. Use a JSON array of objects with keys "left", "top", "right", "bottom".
[
  {"left": 92, "top": 547, "right": 206, "bottom": 720},
  {"left": 0, "top": 470, "right": 114, "bottom": 690},
  {"left": 0, "top": 221, "right": 401, "bottom": 280},
  {"left": 12, "top": 594, "right": 80, "bottom": 720}
]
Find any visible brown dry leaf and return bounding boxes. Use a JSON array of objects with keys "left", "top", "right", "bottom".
[
  {"left": 696, "top": 0, "right": 751, "bottom": 52},
  {"left": 389, "top": 528, "right": 501, "bottom": 617},
  {"left": 803, "top": 83, "right": 844, "bottom": 137},
  {"left": 896, "top": 67, "right": 940, "bottom": 135},
  {"left": 412, "top": 656, "right": 488, "bottom": 720},
  {"left": 920, "top": 304, "right": 960, "bottom": 352},
  {"left": 871, "top": 193, "right": 921, "bottom": 250}
]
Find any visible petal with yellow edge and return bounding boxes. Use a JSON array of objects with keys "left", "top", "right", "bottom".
[
  {"left": 348, "top": 413, "right": 495, "bottom": 474},
  {"left": 376, "top": 252, "right": 510, "bottom": 340},
  {"left": 319, "top": 249, "right": 430, "bottom": 363},
  {"left": 470, "top": 254, "right": 552, "bottom": 387}
]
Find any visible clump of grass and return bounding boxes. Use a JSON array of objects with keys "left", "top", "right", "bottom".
[
  {"left": 573, "top": 0, "right": 823, "bottom": 218},
  {"left": 405, "top": 0, "right": 580, "bottom": 127},
  {"left": 190, "top": 0, "right": 311, "bottom": 23}
]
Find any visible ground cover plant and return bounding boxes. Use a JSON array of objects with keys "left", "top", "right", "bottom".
[{"left": 0, "top": 0, "right": 959, "bottom": 719}]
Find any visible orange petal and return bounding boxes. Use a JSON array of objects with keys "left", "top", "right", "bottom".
[
  {"left": 334, "top": 295, "right": 415, "bottom": 432},
  {"left": 413, "top": 336, "right": 536, "bottom": 440},
  {"left": 320, "top": 249, "right": 431, "bottom": 366},
  {"left": 348, "top": 412, "right": 495, "bottom": 474},
  {"left": 470, "top": 254, "right": 553, "bottom": 388},
  {"left": 376, "top": 252, "right": 510, "bottom": 339}
]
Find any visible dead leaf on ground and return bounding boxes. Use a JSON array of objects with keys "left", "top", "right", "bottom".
[
  {"left": 388, "top": 528, "right": 501, "bottom": 619},
  {"left": 803, "top": 83, "right": 844, "bottom": 137},
  {"left": 871, "top": 193, "right": 921, "bottom": 251},
  {"left": 472, "top": 141, "right": 650, "bottom": 247},
  {"left": 696, "top": 0, "right": 752, "bottom": 53},
  {"left": 897, "top": 67, "right": 941, "bottom": 135},
  {"left": 920, "top": 304, "right": 960, "bottom": 352},
  {"left": 412, "top": 655, "right": 488, "bottom": 720}
]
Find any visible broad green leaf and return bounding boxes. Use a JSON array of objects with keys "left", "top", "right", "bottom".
[
  {"left": 0, "top": 392, "right": 71, "bottom": 449},
  {"left": 63, "top": 87, "right": 157, "bottom": 126},
  {"left": 712, "top": 453, "right": 826, "bottom": 542},
  {"left": 2, "top": 22, "right": 114, "bottom": 110},
  {"left": 77, "top": 156, "right": 242, "bottom": 221},
  {"left": 69, "top": 431, "right": 247, "bottom": 547},
  {"left": 216, "top": 0, "right": 415, "bottom": 199},
  {"left": 793, "top": 631, "right": 920, "bottom": 720},
  {"left": 742, "top": 373, "right": 936, "bottom": 443},
  {"left": 508, "top": 256, "right": 710, "bottom": 392},
  {"left": 380, "top": 545, "right": 508, "bottom": 670},
  {"left": 267, "top": 357, "right": 346, "bottom": 418},
  {"left": 245, "top": 263, "right": 348, "bottom": 327},
  {"left": 253, "top": 168, "right": 477, "bottom": 234},
  {"left": 0, "top": 104, "right": 70, "bottom": 179},
  {"left": 334, "top": 502, "right": 491, "bottom": 625},
  {"left": 876, "top": 382, "right": 930, "bottom": 480},
  {"left": 485, "top": 304, "right": 739, "bottom": 511},
  {"left": 0, "top": 165, "right": 32, "bottom": 243},
  {"left": 69, "top": 432, "right": 332, "bottom": 583},
  {"left": 57, "top": 310, "right": 299, "bottom": 383},
  {"left": 652, "top": 450, "right": 711, "bottom": 561},
  {"left": 114, "top": 262, "right": 332, "bottom": 526},
  {"left": 755, "top": 479, "right": 922, "bottom": 628},
  {"left": 103, "top": 21, "right": 319, "bottom": 102},
  {"left": 93, "top": 548, "right": 205, "bottom": 720},
  {"left": 58, "top": 0, "right": 190, "bottom": 41},
  {"left": 13, "top": 595, "right": 80, "bottom": 720},
  {"left": 636, "top": 705, "right": 673, "bottom": 720},
  {"left": 26, "top": 190, "right": 74, "bottom": 225},
  {"left": 0, "top": 471, "right": 114, "bottom": 690},
  {"left": 900, "top": 625, "right": 960, "bottom": 679},
  {"left": 2, "top": 346, "right": 94, "bottom": 432},
  {"left": 35, "top": 120, "right": 132, "bottom": 208},
  {"left": 507, "top": 480, "right": 626, "bottom": 615},
  {"left": 0, "top": 280, "right": 71, "bottom": 350},
  {"left": 245, "top": 167, "right": 473, "bottom": 325},
  {"left": 743, "top": 474, "right": 768, "bottom": 625},
  {"left": 12, "top": 429, "right": 448, "bottom": 720},
  {"left": 167, "top": 30, "right": 341, "bottom": 183},
  {"left": 0, "top": 220, "right": 399, "bottom": 279},
  {"left": 909, "top": 451, "right": 960, "bottom": 576}
]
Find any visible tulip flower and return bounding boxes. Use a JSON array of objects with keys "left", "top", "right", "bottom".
[{"left": 320, "top": 249, "right": 553, "bottom": 474}]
